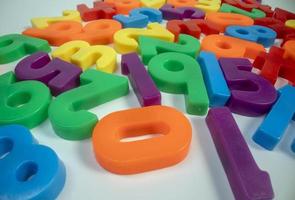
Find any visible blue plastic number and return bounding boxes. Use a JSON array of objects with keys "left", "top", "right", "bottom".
[
  {"left": 225, "top": 25, "right": 277, "bottom": 47},
  {"left": 0, "top": 125, "right": 66, "bottom": 200},
  {"left": 197, "top": 51, "right": 230, "bottom": 107},
  {"left": 253, "top": 85, "right": 295, "bottom": 151},
  {"left": 113, "top": 7, "right": 162, "bottom": 28}
]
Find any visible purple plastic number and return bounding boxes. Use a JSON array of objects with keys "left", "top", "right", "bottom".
[
  {"left": 15, "top": 52, "right": 82, "bottom": 96},
  {"left": 206, "top": 107, "right": 274, "bottom": 200},
  {"left": 160, "top": 4, "right": 205, "bottom": 20},
  {"left": 121, "top": 53, "right": 161, "bottom": 106},
  {"left": 219, "top": 58, "right": 277, "bottom": 116}
]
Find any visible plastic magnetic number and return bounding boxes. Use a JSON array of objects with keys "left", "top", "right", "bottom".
[
  {"left": 253, "top": 85, "right": 295, "bottom": 151},
  {"left": 15, "top": 52, "right": 82, "bottom": 96},
  {"left": 254, "top": 17, "right": 295, "bottom": 39},
  {"left": 273, "top": 8, "right": 295, "bottom": 23},
  {"left": 140, "top": 0, "right": 166, "bottom": 8},
  {"left": 121, "top": 53, "right": 161, "bottom": 106},
  {"left": 0, "top": 72, "right": 51, "bottom": 128},
  {"left": 31, "top": 10, "right": 81, "bottom": 29},
  {"left": 160, "top": 4, "right": 205, "bottom": 20},
  {"left": 92, "top": 105, "right": 192, "bottom": 174},
  {"left": 139, "top": 34, "right": 200, "bottom": 65},
  {"left": 219, "top": 58, "right": 277, "bottom": 116},
  {"left": 113, "top": 7, "right": 162, "bottom": 28},
  {"left": 253, "top": 46, "right": 295, "bottom": 85},
  {"left": 205, "top": 12, "right": 254, "bottom": 32},
  {"left": 220, "top": 3, "right": 266, "bottom": 19},
  {"left": 23, "top": 20, "right": 121, "bottom": 46},
  {"left": 0, "top": 34, "right": 50, "bottom": 64},
  {"left": 77, "top": 2, "right": 116, "bottom": 21},
  {"left": 105, "top": 0, "right": 141, "bottom": 14},
  {"left": 195, "top": 0, "right": 221, "bottom": 13},
  {"left": 201, "top": 34, "right": 265, "bottom": 59},
  {"left": 168, "top": 0, "right": 195, "bottom": 7},
  {"left": 148, "top": 52, "right": 209, "bottom": 115},
  {"left": 48, "top": 69, "right": 129, "bottom": 140},
  {"left": 0, "top": 125, "right": 66, "bottom": 200},
  {"left": 52, "top": 40, "right": 117, "bottom": 73},
  {"left": 206, "top": 107, "right": 274, "bottom": 200},
  {"left": 223, "top": 0, "right": 273, "bottom": 17},
  {"left": 225, "top": 25, "right": 276, "bottom": 47},
  {"left": 166, "top": 19, "right": 220, "bottom": 40},
  {"left": 197, "top": 51, "right": 230, "bottom": 107},
  {"left": 114, "top": 23, "right": 174, "bottom": 54}
]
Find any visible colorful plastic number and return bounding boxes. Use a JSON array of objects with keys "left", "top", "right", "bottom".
[
  {"left": 15, "top": 52, "right": 82, "bottom": 96},
  {"left": 121, "top": 53, "right": 161, "bottom": 106},
  {"left": 201, "top": 34, "right": 265, "bottom": 59},
  {"left": 0, "top": 72, "right": 51, "bottom": 128},
  {"left": 0, "top": 34, "right": 50, "bottom": 64},
  {"left": 23, "top": 20, "right": 121, "bottom": 46},
  {"left": 195, "top": 0, "right": 221, "bottom": 13},
  {"left": 114, "top": 23, "right": 174, "bottom": 54},
  {"left": 225, "top": 25, "right": 276, "bottom": 47},
  {"left": 253, "top": 46, "right": 295, "bottom": 85},
  {"left": 223, "top": 0, "right": 273, "bottom": 17},
  {"left": 273, "top": 8, "right": 295, "bottom": 23},
  {"left": 105, "top": 0, "right": 141, "bottom": 14},
  {"left": 77, "top": 2, "right": 116, "bottom": 21},
  {"left": 220, "top": 3, "right": 266, "bottom": 19},
  {"left": 205, "top": 12, "right": 254, "bottom": 32},
  {"left": 31, "top": 10, "right": 81, "bottom": 29},
  {"left": 206, "top": 107, "right": 274, "bottom": 200},
  {"left": 168, "top": 0, "right": 195, "bottom": 7},
  {"left": 48, "top": 69, "right": 129, "bottom": 140},
  {"left": 148, "top": 52, "right": 209, "bottom": 115},
  {"left": 52, "top": 40, "right": 117, "bottom": 73},
  {"left": 92, "top": 105, "right": 192, "bottom": 174},
  {"left": 0, "top": 125, "right": 66, "bottom": 200},
  {"left": 197, "top": 51, "right": 230, "bottom": 107},
  {"left": 139, "top": 34, "right": 200, "bottom": 64},
  {"left": 219, "top": 58, "right": 277, "bottom": 116},
  {"left": 166, "top": 19, "right": 220, "bottom": 40},
  {"left": 253, "top": 85, "right": 295, "bottom": 151},
  {"left": 113, "top": 7, "right": 162, "bottom": 28},
  {"left": 140, "top": 0, "right": 166, "bottom": 8},
  {"left": 160, "top": 4, "right": 205, "bottom": 20}
]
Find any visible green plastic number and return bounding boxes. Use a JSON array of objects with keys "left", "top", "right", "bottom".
[
  {"left": 220, "top": 3, "right": 266, "bottom": 19},
  {"left": 0, "top": 72, "right": 51, "bottom": 128},
  {"left": 148, "top": 52, "right": 209, "bottom": 115},
  {"left": 0, "top": 34, "right": 51, "bottom": 64},
  {"left": 139, "top": 34, "right": 200, "bottom": 65},
  {"left": 48, "top": 69, "right": 129, "bottom": 140}
]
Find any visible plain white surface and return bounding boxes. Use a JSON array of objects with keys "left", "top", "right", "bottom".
[{"left": 0, "top": 0, "right": 295, "bottom": 200}]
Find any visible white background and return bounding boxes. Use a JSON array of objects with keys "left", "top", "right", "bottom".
[{"left": 0, "top": 0, "right": 295, "bottom": 200}]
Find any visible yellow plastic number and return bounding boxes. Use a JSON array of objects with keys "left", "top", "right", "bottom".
[
  {"left": 114, "top": 23, "right": 174, "bottom": 54},
  {"left": 31, "top": 10, "right": 81, "bottom": 29},
  {"left": 52, "top": 40, "right": 117, "bottom": 73}
]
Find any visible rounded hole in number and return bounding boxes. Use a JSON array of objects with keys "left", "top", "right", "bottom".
[
  {"left": 164, "top": 60, "right": 184, "bottom": 72},
  {"left": 0, "top": 39, "right": 13, "bottom": 48},
  {"left": 257, "top": 29, "right": 267, "bottom": 33},
  {"left": 7, "top": 92, "right": 31, "bottom": 108},
  {"left": 0, "top": 138, "right": 13, "bottom": 159},
  {"left": 217, "top": 41, "right": 231, "bottom": 49},
  {"left": 236, "top": 29, "right": 249, "bottom": 35},
  {"left": 119, "top": 122, "right": 168, "bottom": 143},
  {"left": 16, "top": 161, "right": 38, "bottom": 182}
]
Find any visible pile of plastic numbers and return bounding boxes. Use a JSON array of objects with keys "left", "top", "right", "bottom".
[{"left": 0, "top": 0, "right": 295, "bottom": 199}]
